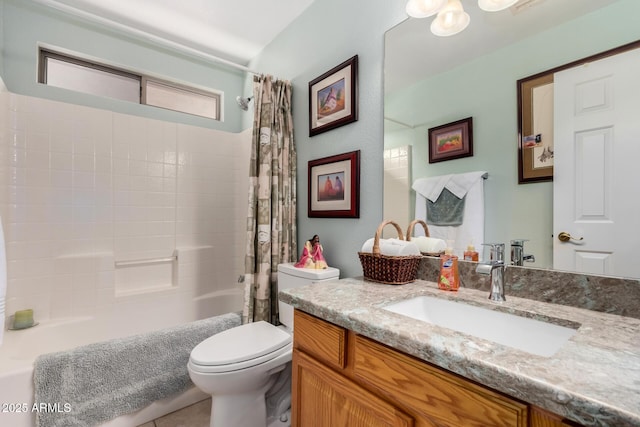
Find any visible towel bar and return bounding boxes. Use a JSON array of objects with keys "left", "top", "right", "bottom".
[{"left": 114, "top": 256, "right": 177, "bottom": 267}]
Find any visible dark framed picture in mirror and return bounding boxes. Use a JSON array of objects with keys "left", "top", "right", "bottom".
[
  {"left": 428, "top": 117, "right": 473, "bottom": 163},
  {"left": 308, "top": 55, "right": 358, "bottom": 136},
  {"left": 517, "top": 72, "right": 555, "bottom": 184}
]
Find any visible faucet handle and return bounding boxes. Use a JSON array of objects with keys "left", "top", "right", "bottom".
[
  {"left": 510, "top": 239, "right": 529, "bottom": 247},
  {"left": 510, "top": 239, "right": 535, "bottom": 265},
  {"left": 482, "top": 243, "right": 505, "bottom": 262}
]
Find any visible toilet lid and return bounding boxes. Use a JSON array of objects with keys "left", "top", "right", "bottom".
[{"left": 190, "top": 321, "right": 292, "bottom": 367}]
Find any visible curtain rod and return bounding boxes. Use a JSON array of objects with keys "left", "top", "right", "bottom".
[{"left": 31, "top": 0, "right": 262, "bottom": 76}]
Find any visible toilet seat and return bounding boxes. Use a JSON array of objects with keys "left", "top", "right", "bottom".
[{"left": 189, "top": 321, "right": 292, "bottom": 374}]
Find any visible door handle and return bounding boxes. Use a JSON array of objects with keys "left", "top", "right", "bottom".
[{"left": 558, "top": 232, "right": 584, "bottom": 243}]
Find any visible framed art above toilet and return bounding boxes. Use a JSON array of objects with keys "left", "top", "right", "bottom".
[{"left": 307, "top": 150, "right": 360, "bottom": 218}]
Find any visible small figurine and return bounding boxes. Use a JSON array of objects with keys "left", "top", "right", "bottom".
[{"left": 294, "top": 235, "right": 328, "bottom": 269}]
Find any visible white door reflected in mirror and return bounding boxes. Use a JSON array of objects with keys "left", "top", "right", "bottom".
[{"left": 553, "top": 48, "right": 640, "bottom": 279}]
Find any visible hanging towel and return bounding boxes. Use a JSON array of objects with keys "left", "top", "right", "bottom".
[
  {"left": 412, "top": 171, "right": 488, "bottom": 256},
  {"left": 413, "top": 171, "right": 487, "bottom": 202},
  {"left": 426, "top": 188, "right": 466, "bottom": 226},
  {"left": 416, "top": 174, "right": 452, "bottom": 202}
]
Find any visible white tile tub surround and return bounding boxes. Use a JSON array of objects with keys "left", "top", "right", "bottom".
[
  {"left": 383, "top": 145, "right": 412, "bottom": 238},
  {"left": 0, "top": 294, "right": 243, "bottom": 427},
  {"left": 0, "top": 92, "right": 251, "bottom": 325}
]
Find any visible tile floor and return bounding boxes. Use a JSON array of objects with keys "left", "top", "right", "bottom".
[{"left": 137, "top": 398, "right": 211, "bottom": 427}]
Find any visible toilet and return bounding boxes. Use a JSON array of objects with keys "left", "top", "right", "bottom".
[{"left": 187, "top": 262, "right": 340, "bottom": 427}]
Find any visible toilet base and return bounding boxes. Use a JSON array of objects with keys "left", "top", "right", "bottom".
[
  {"left": 207, "top": 363, "right": 291, "bottom": 427},
  {"left": 210, "top": 391, "right": 269, "bottom": 427},
  {"left": 267, "top": 409, "right": 291, "bottom": 427},
  {"left": 266, "top": 364, "right": 291, "bottom": 427}
]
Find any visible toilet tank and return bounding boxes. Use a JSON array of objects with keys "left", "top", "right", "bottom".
[{"left": 277, "top": 263, "right": 340, "bottom": 328}]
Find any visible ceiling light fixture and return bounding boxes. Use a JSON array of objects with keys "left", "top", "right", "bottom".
[
  {"left": 478, "top": 0, "right": 520, "bottom": 12},
  {"left": 405, "top": 0, "right": 447, "bottom": 18},
  {"left": 430, "top": 0, "right": 470, "bottom": 37},
  {"left": 406, "top": 0, "right": 519, "bottom": 37}
]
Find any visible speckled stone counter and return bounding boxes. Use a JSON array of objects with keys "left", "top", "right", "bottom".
[
  {"left": 280, "top": 278, "right": 640, "bottom": 426},
  {"left": 418, "top": 257, "right": 640, "bottom": 319}
]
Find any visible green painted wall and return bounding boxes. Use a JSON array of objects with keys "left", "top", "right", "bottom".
[
  {"left": 250, "top": 0, "right": 407, "bottom": 278},
  {"left": 0, "top": 0, "right": 247, "bottom": 132},
  {"left": 385, "top": 0, "right": 640, "bottom": 269}
]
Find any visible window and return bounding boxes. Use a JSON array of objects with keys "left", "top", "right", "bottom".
[
  {"left": 143, "top": 79, "right": 219, "bottom": 120},
  {"left": 38, "top": 49, "right": 221, "bottom": 120}
]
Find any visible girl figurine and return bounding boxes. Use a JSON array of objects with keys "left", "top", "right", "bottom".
[{"left": 294, "top": 235, "right": 328, "bottom": 269}]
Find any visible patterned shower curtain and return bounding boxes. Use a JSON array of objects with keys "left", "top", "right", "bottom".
[{"left": 242, "top": 75, "right": 297, "bottom": 325}]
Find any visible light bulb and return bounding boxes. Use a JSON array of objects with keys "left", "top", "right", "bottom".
[
  {"left": 478, "top": 0, "right": 519, "bottom": 12},
  {"left": 405, "top": 0, "right": 447, "bottom": 18},
  {"left": 430, "top": 0, "right": 470, "bottom": 37}
]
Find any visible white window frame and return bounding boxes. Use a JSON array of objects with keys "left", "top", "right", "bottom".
[{"left": 38, "top": 48, "right": 222, "bottom": 121}]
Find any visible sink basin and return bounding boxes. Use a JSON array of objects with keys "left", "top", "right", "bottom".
[{"left": 382, "top": 296, "right": 578, "bottom": 357}]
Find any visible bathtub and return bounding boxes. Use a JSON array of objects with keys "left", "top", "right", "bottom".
[{"left": 0, "top": 288, "right": 243, "bottom": 427}]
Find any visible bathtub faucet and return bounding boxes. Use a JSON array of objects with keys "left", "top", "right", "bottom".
[{"left": 476, "top": 243, "right": 506, "bottom": 302}]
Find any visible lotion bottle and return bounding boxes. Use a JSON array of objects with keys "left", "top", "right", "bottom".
[
  {"left": 463, "top": 243, "right": 479, "bottom": 262},
  {"left": 438, "top": 247, "right": 460, "bottom": 291}
]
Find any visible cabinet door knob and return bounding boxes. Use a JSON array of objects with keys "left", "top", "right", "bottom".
[{"left": 558, "top": 232, "right": 584, "bottom": 243}]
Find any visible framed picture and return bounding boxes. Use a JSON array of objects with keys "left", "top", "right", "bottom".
[
  {"left": 428, "top": 117, "right": 473, "bottom": 163},
  {"left": 308, "top": 150, "right": 360, "bottom": 218},
  {"left": 517, "top": 71, "right": 555, "bottom": 184},
  {"left": 309, "top": 55, "right": 358, "bottom": 136}
]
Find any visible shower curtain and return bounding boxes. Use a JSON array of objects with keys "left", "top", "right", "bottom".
[{"left": 242, "top": 75, "right": 297, "bottom": 325}]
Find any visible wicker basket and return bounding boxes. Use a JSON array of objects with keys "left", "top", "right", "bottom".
[
  {"left": 406, "top": 219, "right": 444, "bottom": 257},
  {"left": 358, "top": 220, "right": 422, "bottom": 285}
]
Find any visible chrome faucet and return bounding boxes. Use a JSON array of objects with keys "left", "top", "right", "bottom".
[
  {"left": 510, "top": 239, "right": 535, "bottom": 266},
  {"left": 475, "top": 243, "right": 506, "bottom": 302}
]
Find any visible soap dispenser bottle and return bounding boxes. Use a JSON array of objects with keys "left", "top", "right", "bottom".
[
  {"left": 438, "top": 247, "right": 460, "bottom": 291},
  {"left": 463, "top": 243, "right": 479, "bottom": 262}
]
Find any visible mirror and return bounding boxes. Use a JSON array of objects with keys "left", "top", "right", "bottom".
[{"left": 384, "top": 0, "right": 640, "bottom": 278}]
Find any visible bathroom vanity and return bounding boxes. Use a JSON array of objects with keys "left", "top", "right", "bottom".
[{"left": 279, "top": 278, "right": 640, "bottom": 426}]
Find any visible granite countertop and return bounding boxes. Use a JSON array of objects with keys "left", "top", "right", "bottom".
[{"left": 279, "top": 278, "right": 640, "bottom": 427}]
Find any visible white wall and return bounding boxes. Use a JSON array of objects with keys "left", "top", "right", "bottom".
[{"left": 0, "top": 92, "right": 249, "bottom": 323}]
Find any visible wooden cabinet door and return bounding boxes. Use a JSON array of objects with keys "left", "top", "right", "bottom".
[
  {"left": 530, "top": 406, "right": 579, "bottom": 427},
  {"left": 294, "top": 310, "right": 347, "bottom": 370},
  {"left": 354, "top": 335, "right": 528, "bottom": 427},
  {"left": 292, "top": 349, "right": 414, "bottom": 427}
]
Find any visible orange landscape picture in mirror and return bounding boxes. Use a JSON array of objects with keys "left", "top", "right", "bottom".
[{"left": 428, "top": 117, "right": 473, "bottom": 163}]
